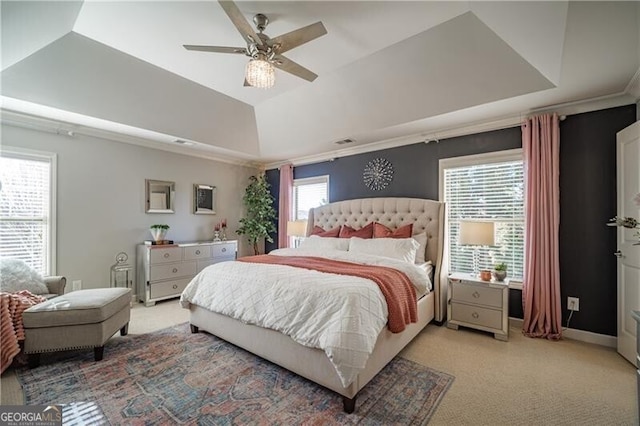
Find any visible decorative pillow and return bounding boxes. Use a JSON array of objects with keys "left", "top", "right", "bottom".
[
  {"left": 299, "top": 235, "right": 350, "bottom": 251},
  {"left": 413, "top": 232, "right": 428, "bottom": 264},
  {"left": 0, "top": 258, "right": 48, "bottom": 295},
  {"left": 348, "top": 237, "right": 420, "bottom": 263},
  {"left": 339, "top": 222, "right": 374, "bottom": 239},
  {"left": 373, "top": 222, "right": 413, "bottom": 238},
  {"left": 310, "top": 225, "right": 341, "bottom": 238}
]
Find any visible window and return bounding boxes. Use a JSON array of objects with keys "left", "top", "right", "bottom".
[
  {"left": 440, "top": 149, "right": 524, "bottom": 280},
  {"left": 292, "top": 175, "right": 329, "bottom": 220},
  {"left": 0, "top": 147, "right": 56, "bottom": 275}
]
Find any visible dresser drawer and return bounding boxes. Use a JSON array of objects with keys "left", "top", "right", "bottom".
[
  {"left": 212, "top": 243, "right": 236, "bottom": 258},
  {"left": 197, "top": 259, "right": 216, "bottom": 273},
  {"left": 150, "top": 261, "right": 197, "bottom": 281},
  {"left": 149, "top": 247, "right": 183, "bottom": 264},
  {"left": 451, "top": 282, "right": 503, "bottom": 309},
  {"left": 450, "top": 302, "right": 503, "bottom": 330},
  {"left": 150, "top": 278, "right": 191, "bottom": 300},
  {"left": 184, "top": 245, "right": 211, "bottom": 260}
]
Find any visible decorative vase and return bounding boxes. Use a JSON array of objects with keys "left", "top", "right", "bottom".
[
  {"left": 492, "top": 270, "right": 507, "bottom": 282},
  {"left": 150, "top": 228, "right": 167, "bottom": 242},
  {"left": 221, "top": 228, "right": 227, "bottom": 241},
  {"left": 480, "top": 270, "right": 492, "bottom": 281},
  {"left": 213, "top": 230, "right": 221, "bottom": 242}
]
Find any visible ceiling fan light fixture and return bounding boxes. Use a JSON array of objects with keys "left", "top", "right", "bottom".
[{"left": 246, "top": 58, "right": 275, "bottom": 89}]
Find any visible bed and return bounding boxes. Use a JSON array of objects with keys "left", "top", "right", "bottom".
[{"left": 180, "top": 197, "right": 445, "bottom": 413}]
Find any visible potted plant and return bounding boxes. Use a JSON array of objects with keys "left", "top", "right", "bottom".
[
  {"left": 236, "top": 175, "right": 276, "bottom": 255},
  {"left": 492, "top": 262, "right": 508, "bottom": 282},
  {"left": 150, "top": 224, "right": 170, "bottom": 242}
]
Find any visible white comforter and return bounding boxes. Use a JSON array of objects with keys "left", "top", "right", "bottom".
[{"left": 180, "top": 248, "right": 430, "bottom": 387}]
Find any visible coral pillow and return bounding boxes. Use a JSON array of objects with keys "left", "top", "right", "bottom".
[
  {"left": 339, "top": 222, "right": 374, "bottom": 238},
  {"left": 373, "top": 223, "right": 413, "bottom": 238},
  {"left": 310, "top": 226, "right": 340, "bottom": 238}
]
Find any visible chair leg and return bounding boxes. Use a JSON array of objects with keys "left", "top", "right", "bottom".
[
  {"left": 343, "top": 396, "right": 357, "bottom": 413},
  {"left": 190, "top": 324, "right": 199, "bottom": 333},
  {"left": 28, "top": 353, "right": 41, "bottom": 369},
  {"left": 120, "top": 323, "right": 129, "bottom": 336},
  {"left": 94, "top": 346, "right": 104, "bottom": 361}
]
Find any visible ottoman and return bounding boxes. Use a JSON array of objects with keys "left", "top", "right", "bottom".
[{"left": 23, "top": 288, "right": 131, "bottom": 367}]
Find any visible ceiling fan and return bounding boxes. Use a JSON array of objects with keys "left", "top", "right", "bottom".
[{"left": 184, "top": 0, "right": 328, "bottom": 88}]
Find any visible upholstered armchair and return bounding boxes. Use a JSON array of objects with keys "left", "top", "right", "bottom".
[{"left": 43, "top": 276, "right": 66, "bottom": 299}]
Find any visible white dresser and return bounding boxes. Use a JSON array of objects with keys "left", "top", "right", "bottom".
[
  {"left": 137, "top": 240, "right": 237, "bottom": 307},
  {"left": 447, "top": 272, "right": 509, "bottom": 341}
]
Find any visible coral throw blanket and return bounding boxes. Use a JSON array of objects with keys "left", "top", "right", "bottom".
[
  {"left": 238, "top": 255, "right": 417, "bottom": 333},
  {"left": 0, "top": 291, "right": 46, "bottom": 373}
]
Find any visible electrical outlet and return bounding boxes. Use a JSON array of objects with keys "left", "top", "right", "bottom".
[
  {"left": 567, "top": 296, "right": 579, "bottom": 311},
  {"left": 72, "top": 280, "right": 82, "bottom": 291}
]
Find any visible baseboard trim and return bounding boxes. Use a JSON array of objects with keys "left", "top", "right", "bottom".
[{"left": 508, "top": 317, "right": 616, "bottom": 348}]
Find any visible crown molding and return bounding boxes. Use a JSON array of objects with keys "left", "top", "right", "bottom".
[
  {"left": 264, "top": 92, "right": 635, "bottom": 170},
  {"left": 625, "top": 66, "right": 640, "bottom": 101},
  {"left": 0, "top": 103, "right": 263, "bottom": 169}
]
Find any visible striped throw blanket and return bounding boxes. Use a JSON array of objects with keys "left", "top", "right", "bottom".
[
  {"left": 0, "top": 291, "right": 46, "bottom": 373},
  {"left": 238, "top": 255, "right": 417, "bottom": 333}
]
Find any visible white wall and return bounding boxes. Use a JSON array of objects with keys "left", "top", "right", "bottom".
[{"left": 1, "top": 124, "right": 260, "bottom": 290}]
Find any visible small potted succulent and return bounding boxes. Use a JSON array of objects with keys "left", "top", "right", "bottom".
[
  {"left": 150, "top": 224, "right": 170, "bottom": 242},
  {"left": 492, "top": 262, "right": 508, "bottom": 282}
]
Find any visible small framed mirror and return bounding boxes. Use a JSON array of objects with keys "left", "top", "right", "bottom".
[
  {"left": 194, "top": 184, "right": 216, "bottom": 215},
  {"left": 145, "top": 179, "right": 175, "bottom": 214}
]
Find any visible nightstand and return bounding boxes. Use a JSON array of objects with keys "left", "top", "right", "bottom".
[{"left": 447, "top": 272, "right": 509, "bottom": 341}]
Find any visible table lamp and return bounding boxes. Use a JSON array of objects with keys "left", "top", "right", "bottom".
[
  {"left": 287, "top": 220, "right": 308, "bottom": 247},
  {"left": 459, "top": 220, "right": 495, "bottom": 277}
]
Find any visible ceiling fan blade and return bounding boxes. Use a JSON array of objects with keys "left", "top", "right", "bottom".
[
  {"left": 183, "top": 45, "right": 247, "bottom": 55},
  {"left": 218, "top": 0, "right": 263, "bottom": 46},
  {"left": 270, "top": 22, "right": 327, "bottom": 54},
  {"left": 273, "top": 55, "right": 318, "bottom": 82}
]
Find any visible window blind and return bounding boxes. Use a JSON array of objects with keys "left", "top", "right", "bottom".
[
  {"left": 293, "top": 176, "right": 329, "bottom": 220},
  {"left": 444, "top": 160, "right": 524, "bottom": 279},
  {"left": 0, "top": 154, "right": 52, "bottom": 275}
]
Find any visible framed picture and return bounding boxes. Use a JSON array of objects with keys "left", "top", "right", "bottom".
[
  {"left": 194, "top": 184, "right": 216, "bottom": 215},
  {"left": 145, "top": 179, "right": 175, "bottom": 214}
]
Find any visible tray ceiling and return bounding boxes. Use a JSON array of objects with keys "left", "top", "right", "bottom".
[{"left": 1, "top": 1, "right": 638, "bottom": 164}]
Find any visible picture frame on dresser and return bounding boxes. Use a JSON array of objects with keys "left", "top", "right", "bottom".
[{"left": 194, "top": 184, "right": 216, "bottom": 215}]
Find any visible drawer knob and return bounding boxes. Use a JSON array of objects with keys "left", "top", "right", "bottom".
[
  {"left": 195, "top": 250, "right": 201, "bottom": 255},
  {"left": 472, "top": 291, "right": 480, "bottom": 298},
  {"left": 172, "top": 268, "right": 178, "bottom": 273},
  {"left": 221, "top": 248, "right": 227, "bottom": 252},
  {"left": 172, "top": 284, "right": 178, "bottom": 289},
  {"left": 164, "top": 253, "right": 170, "bottom": 258},
  {"left": 472, "top": 312, "right": 479, "bottom": 319}
]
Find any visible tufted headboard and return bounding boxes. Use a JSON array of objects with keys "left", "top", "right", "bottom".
[{"left": 306, "top": 197, "right": 446, "bottom": 322}]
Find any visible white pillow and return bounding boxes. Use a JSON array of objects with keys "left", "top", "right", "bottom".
[
  {"left": 413, "top": 232, "right": 428, "bottom": 264},
  {"left": 298, "top": 235, "right": 350, "bottom": 251},
  {"left": 349, "top": 237, "right": 420, "bottom": 263},
  {"left": 0, "top": 258, "right": 49, "bottom": 295}
]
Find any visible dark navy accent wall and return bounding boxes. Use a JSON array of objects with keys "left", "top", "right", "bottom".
[{"left": 266, "top": 104, "right": 636, "bottom": 336}]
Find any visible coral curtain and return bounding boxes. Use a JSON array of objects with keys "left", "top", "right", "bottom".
[
  {"left": 278, "top": 164, "right": 294, "bottom": 248},
  {"left": 522, "top": 113, "right": 562, "bottom": 339}
]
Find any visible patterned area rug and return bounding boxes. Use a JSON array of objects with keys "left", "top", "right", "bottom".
[{"left": 16, "top": 323, "right": 454, "bottom": 425}]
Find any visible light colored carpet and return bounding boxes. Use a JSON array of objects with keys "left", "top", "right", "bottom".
[{"left": 2, "top": 300, "right": 636, "bottom": 425}]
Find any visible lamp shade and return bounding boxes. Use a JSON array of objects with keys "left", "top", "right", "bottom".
[
  {"left": 287, "top": 220, "right": 308, "bottom": 237},
  {"left": 459, "top": 220, "right": 495, "bottom": 246}
]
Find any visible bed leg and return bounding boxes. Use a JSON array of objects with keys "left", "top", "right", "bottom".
[
  {"left": 190, "top": 324, "right": 199, "bottom": 333},
  {"left": 343, "top": 396, "right": 356, "bottom": 413}
]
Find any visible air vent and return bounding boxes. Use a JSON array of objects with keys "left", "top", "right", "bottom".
[{"left": 335, "top": 138, "right": 355, "bottom": 145}]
